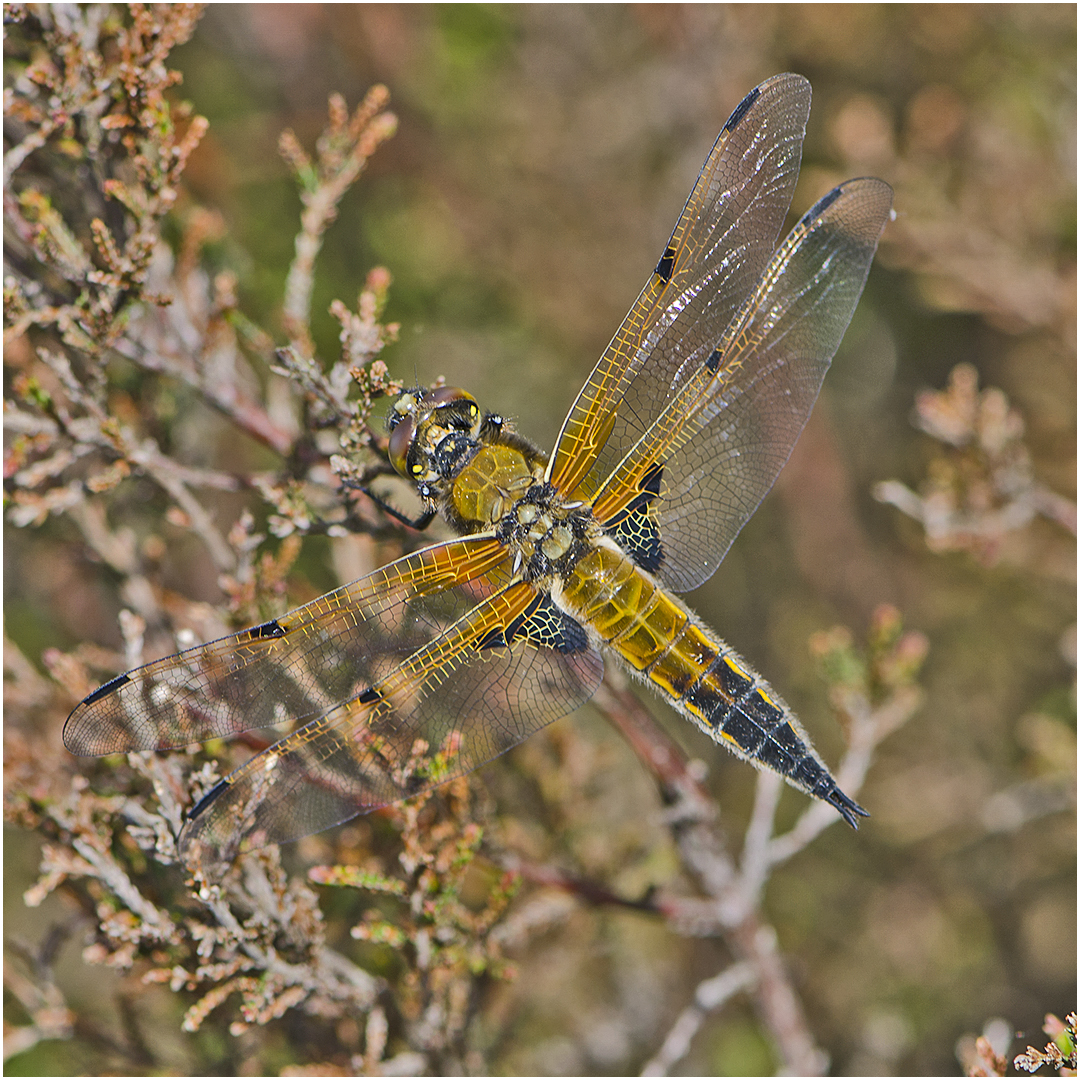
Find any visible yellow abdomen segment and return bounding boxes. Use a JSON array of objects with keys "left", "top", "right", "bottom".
[{"left": 561, "top": 544, "right": 842, "bottom": 805}]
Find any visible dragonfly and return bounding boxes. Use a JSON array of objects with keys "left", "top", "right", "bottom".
[{"left": 65, "top": 74, "right": 893, "bottom": 871}]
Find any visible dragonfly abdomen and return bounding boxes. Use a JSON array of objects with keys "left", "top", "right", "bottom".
[
  {"left": 667, "top": 627, "right": 867, "bottom": 826},
  {"left": 560, "top": 542, "right": 865, "bottom": 827}
]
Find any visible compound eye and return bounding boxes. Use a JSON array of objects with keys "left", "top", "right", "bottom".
[
  {"left": 388, "top": 414, "right": 417, "bottom": 477},
  {"left": 428, "top": 386, "right": 475, "bottom": 408},
  {"left": 430, "top": 386, "right": 479, "bottom": 428}
]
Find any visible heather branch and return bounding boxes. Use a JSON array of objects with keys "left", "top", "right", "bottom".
[
  {"left": 311, "top": 782, "right": 518, "bottom": 1068},
  {"left": 874, "top": 363, "right": 1076, "bottom": 565},
  {"left": 1014, "top": 1012, "right": 1078, "bottom": 1075},
  {"left": 6, "top": 13, "right": 397, "bottom": 1046},
  {"left": 3, "top": 941, "right": 76, "bottom": 1063},
  {"left": 112, "top": 303, "right": 295, "bottom": 458},
  {"left": 2, "top": 5, "right": 113, "bottom": 186},
  {"left": 640, "top": 962, "right": 757, "bottom": 1075},
  {"left": 180, "top": 868, "right": 379, "bottom": 1035},
  {"left": 7, "top": 6, "right": 404, "bottom": 577},
  {"left": 10, "top": 346, "right": 238, "bottom": 569},
  {"left": 281, "top": 85, "right": 398, "bottom": 354},
  {"left": 4, "top": 4, "right": 207, "bottom": 356}
]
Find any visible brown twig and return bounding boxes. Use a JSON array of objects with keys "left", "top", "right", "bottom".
[
  {"left": 280, "top": 86, "right": 398, "bottom": 355},
  {"left": 590, "top": 680, "right": 828, "bottom": 1075}
]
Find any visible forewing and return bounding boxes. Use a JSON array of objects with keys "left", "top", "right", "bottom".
[
  {"left": 547, "top": 73, "right": 812, "bottom": 499},
  {"left": 64, "top": 537, "right": 511, "bottom": 755},
  {"left": 591, "top": 178, "right": 894, "bottom": 592},
  {"left": 178, "top": 581, "right": 604, "bottom": 871}
]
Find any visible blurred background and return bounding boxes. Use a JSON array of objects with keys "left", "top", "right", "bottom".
[{"left": 5, "top": 5, "right": 1075, "bottom": 1075}]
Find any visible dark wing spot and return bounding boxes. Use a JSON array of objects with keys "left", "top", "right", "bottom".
[
  {"left": 724, "top": 85, "right": 760, "bottom": 132},
  {"left": 603, "top": 463, "right": 665, "bottom": 573},
  {"left": 505, "top": 594, "right": 590, "bottom": 654},
  {"left": 187, "top": 778, "right": 229, "bottom": 822},
  {"left": 244, "top": 619, "right": 287, "bottom": 641},
  {"left": 655, "top": 245, "right": 677, "bottom": 282},
  {"left": 81, "top": 672, "right": 131, "bottom": 706},
  {"left": 801, "top": 184, "right": 842, "bottom": 225}
]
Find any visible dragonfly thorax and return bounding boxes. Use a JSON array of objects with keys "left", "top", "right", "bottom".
[{"left": 494, "top": 480, "right": 596, "bottom": 584}]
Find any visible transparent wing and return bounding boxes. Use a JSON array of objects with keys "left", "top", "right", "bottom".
[
  {"left": 64, "top": 536, "right": 512, "bottom": 754},
  {"left": 178, "top": 579, "right": 604, "bottom": 870},
  {"left": 590, "top": 178, "right": 894, "bottom": 592},
  {"left": 547, "top": 72, "right": 812, "bottom": 498}
]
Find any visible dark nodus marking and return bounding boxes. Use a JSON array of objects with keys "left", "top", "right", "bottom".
[{"left": 655, "top": 245, "right": 677, "bottom": 282}]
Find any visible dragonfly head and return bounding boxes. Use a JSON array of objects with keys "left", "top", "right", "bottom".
[{"left": 387, "top": 386, "right": 482, "bottom": 486}]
